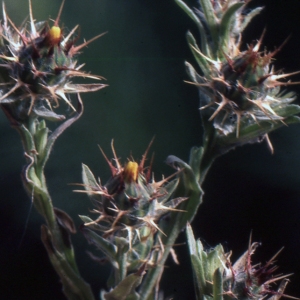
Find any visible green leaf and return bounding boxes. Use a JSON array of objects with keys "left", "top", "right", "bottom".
[
  {"left": 199, "top": 0, "right": 218, "bottom": 56},
  {"left": 32, "top": 106, "right": 66, "bottom": 121},
  {"left": 41, "top": 225, "right": 95, "bottom": 300},
  {"left": 40, "top": 94, "right": 84, "bottom": 169},
  {"left": 189, "top": 146, "right": 203, "bottom": 184},
  {"left": 191, "top": 254, "right": 206, "bottom": 300},
  {"left": 19, "top": 124, "right": 36, "bottom": 154},
  {"left": 114, "top": 236, "right": 129, "bottom": 283},
  {"left": 212, "top": 268, "right": 223, "bottom": 300},
  {"left": 219, "top": 3, "right": 243, "bottom": 52},
  {"left": 37, "top": 119, "right": 46, "bottom": 130},
  {"left": 175, "top": 0, "right": 208, "bottom": 54},
  {"left": 196, "top": 239, "right": 209, "bottom": 284},
  {"left": 274, "top": 103, "right": 300, "bottom": 117},
  {"left": 185, "top": 61, "right": 198, "bottom": 82},
  {"left": 139, "top": 153, "right": 203, "bottom": 300},
  {"left": 165, "top": 155, "right": 203, "bottom": 228},
  {"left": 186, "top": 222, "right": 197, "bottom": 255},
  {"left": 81, "top": 226, "right": 117, "bottom": 265},
  {"left": 187, "top": 223, "right": 206, "bottom": 300},
  {"left": 81, "top": 163, "right": 104, "bottom": 202},
  {"left": 240, "top": 7, "right": 264, "bottom": 32},
  {"left": 103, "top": 272, "right": 144, "bottom": 300},
  {"left": 219, "top": 119, "right": 298, "bottom": 151},
  {"left": 79, "top": 215, "right": 95, "bottom": 224},
  {"left": 82, "top": 163, "right": 98, "bottom": 189},
  {"left": 158, "top": 196, "right": 187, "bottom": 215},
  {"left": 79, "top": 215, "right": 109, "bottom": 231},
  {"left": 127, "top": 227, "right": 153, "bottom": 273},
  {"left": 174, "top": 0, "right": 201, "bottom": 27},
  {"left": 159, "top": 177, "right": 179, "bottom": 204},
  {"left": 207, "top": 245, "right": 224, "bottom": 280},
  {"left": 186, "top": 31, "right": 210, "bottom": 78},
  {"left": 35, "top": 127, "right": 48, "bottom": 158}
]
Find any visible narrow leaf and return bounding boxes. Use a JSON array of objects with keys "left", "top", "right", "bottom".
[
  {"left": 82, "top": 163, "right": 99, "bottom": 190},
  {"left": 81, "top": 226, "right": 117, "bottom": 263},
  {"left": 199, "top": 0, "right": 218, "bottom": 55},
  {"left": 219, "top": 3, "right": 243, "bottom": 51},
  {"left": 64, "top": 83, "right": 108, "bottom": 93},
  {"left": 174, "top": 0, "right": 201, "bottom": 27},
  {"left": 213, "top": 268, "right": 223, "bottom": 300},
  {"left": 41, "top": 225, "right": 95, "bottom": 300},
  {"left": 189, "top": 146, "right": 203, "bottom": 185},
  {"left": 186, "top": 31, "right": 210, "bottom": 77},
  {"left": 166, "top": 155, "right": 203, "bottom": 227},
  {"left": 103, "top": 272, "right": 144, "bottom": 300},
  {"left": 186, "top": 222, "right": 197, "bottom": 255},
  {"left": 35, "top": 127, "right": 48, "bottom": 157},
  {"left": 33, "top": 106, "right": 66, "bottom": 121},
  {"left": 240, "top": 7, "right": 264, "bottom": 32},
  {"left": 79, "top": 215, "right": 110, "bottom": 231},
  {"left": 54, "top": 207, "right": 76, "bottom": 234},
  {"left": 191, "top": 254, "right": 206, "bottom": 299},
  {"left": 175, "top": 0, "right": 208, "bottom": 53},
  {"left": 41, "top": 94, "right": 84, "bottom": 169}
]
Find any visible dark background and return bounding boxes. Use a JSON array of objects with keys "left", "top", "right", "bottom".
[{"left": 1, "top": 0, "right": 300, "bottom": 299}]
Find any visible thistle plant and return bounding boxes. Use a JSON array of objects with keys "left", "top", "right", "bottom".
[
  {"left": 175, "top": 0, "right": 300, "bottom": 180},
  {"left": 0, "top": 1, "right": 106, "bottom": 299},
  {"left": 1, "top": 0, "right": 300, "bottom": 299},
  {"left": 172, "top": 0, "right": 300, "bottom": 298},
  {"left": 186, "top": 224, "right": 295, "bottom": 300},
  {"left": 76, "top": 140, "right": 191, "bottom": 299}
]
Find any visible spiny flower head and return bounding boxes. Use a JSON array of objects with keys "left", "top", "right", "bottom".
[
  {"left": 187, "top": 225, "right": 298, "bottom": 300},
  {"left": 0, "top": 0, "right": 106, "bottom": 120},
  {"left": 224, "top": 243, "right": 296, "bottom": 299},
  {"left": 177, "top": 0, "right": 300, "bottom": 152},
  {"left": 191, "top": 36, "right": 300, "bottom": 138},
  {"left": 77, "top": 139, "right": 186, "bottom": 237},
  {"left": 75, "top": 140, "right": 186, "bottom": 272}
]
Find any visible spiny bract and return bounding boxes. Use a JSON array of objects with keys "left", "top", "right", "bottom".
[
  {"left": 76, "top": 140, "right": 187, "bottom": 273},
  {"left": 0, "top": 0, "right": 106, "bottom": 119}
]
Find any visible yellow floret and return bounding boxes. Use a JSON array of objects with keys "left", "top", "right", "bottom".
[
  {"left": 124, "top": 161, "right": 138, "bottom": 183},
  {"left": 48, "top": 26, "right": 61, "bottom": 45}
]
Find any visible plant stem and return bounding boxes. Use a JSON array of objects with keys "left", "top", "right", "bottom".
[
  {"left": 139, "top": 149, "right": 204, "bottom": 299},
  {"left": 1, "top": 98, "right": 95, "bottom": 300}
]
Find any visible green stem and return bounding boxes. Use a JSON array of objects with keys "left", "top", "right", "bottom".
[
  {"left": 199, "top": 144, "right": 217, "bottom": 185},
  {"left": 139, "top": 149, "right": 204, "bottom": 299},
  {"left": 5, "top": 97, "right": 95, "bottom": 300},
  {"left": 21, "top": 129, "right": 94, "bottom": 300},
  {"left": 139, "top": 225, "right": 181, "bottom": 300}
]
